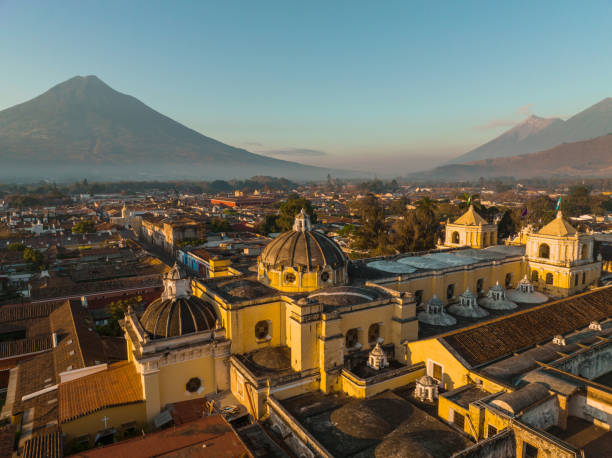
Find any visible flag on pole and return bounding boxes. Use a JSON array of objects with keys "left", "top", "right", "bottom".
[{"left": 555, "top": 197, "right": 562, "bottom": 211}]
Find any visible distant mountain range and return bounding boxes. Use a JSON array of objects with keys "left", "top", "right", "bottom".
[
  {"left": 451, "top": 97, "right": 612, "bottom": 164},
  {"left": 0, "top": 76, "right": 357, "bottom": 181},
  {"left": 414, "top": 134, "right": 612, "bottom": 181}
]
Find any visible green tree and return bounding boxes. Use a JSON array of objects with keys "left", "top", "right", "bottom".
[
  {"left": 7, "top": 242, "right": 26, "bottom": 251},
  {"left": 497, "top": 209, "right": 518, "bottom": 239},
  {"left": 97, "top": 295, "right": 142, "bottom": 337},
  {"left": 276, "top": 195, "right": 317, "bottom": 231},
  {"left": 388, "top": 196, "right": 410, "bottom": 215},
  {"left": 564, "top": 185, "right": 591, "bottom": 217},
  {"left": 350, "top": 194, "right": 387, "bottom": 252},
  {"left": 72, "top": 220, "right": 96, "bottom": 234},
  {"left": 23, "top": 247, "right": 44, "bottom": 269},
  {"left": 209, "top": 218, "right": 232, "bottom": 233}
]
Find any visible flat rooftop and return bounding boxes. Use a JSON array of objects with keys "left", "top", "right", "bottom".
[
  {"left": 280, "top": 390, "right": 473, "bottom": 457},
  {"left": 547, "top": 416, "right": 612, "bottom": 458},
  {"left": 359, "top": 245, "right": 524, "bottom": 277}
]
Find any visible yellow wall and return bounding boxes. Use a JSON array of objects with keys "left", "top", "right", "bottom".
[
  {"left": 62, "top": 402, "right": 147, "bottom": 442},
  {"left": 156, "top": 355, "right": 217, "bottom": 409},
  {"left": 340, "top": 366, "right": 424, "bottom": 399},
  {"left": 386, "top": 261, "right": 522, "bottom": 306},
  {"left": 407, "top": 338, "right": 470, "bottom": 390}
]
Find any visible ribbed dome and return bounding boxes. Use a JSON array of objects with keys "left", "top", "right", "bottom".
[
  {"left": 260, "top": 230, "right": 346, "bottom": 269},
  {"left": 140, "top": 296, "right": 217, "bottom": 339}
]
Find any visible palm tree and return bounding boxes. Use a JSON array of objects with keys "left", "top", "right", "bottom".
[{"left": 458, "top": 192, "right": 482, "bottom": 211}]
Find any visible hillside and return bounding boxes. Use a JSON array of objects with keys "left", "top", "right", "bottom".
[
  {"left": 414, "top": 134, "right": 612, "bottom": 181},
  {"left": 0, "top": 76, "right": 353, "bottom": 181},
  {"left": 451, "top": 98, "right": 612, "bottom": 163}
]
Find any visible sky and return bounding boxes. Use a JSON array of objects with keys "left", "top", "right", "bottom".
[{"left": 1, "top": 0, "right": 612, "bottom": 174}]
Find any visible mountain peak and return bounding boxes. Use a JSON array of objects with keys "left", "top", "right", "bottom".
[{"left": 0, "top": 76, "right": 343, "bottom": 181}]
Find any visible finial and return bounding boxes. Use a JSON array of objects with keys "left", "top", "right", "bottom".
[
  {"left": 292, "top": 208, "right": 312, "bottom": 232},
  {"left": 556, "top": 210, "right": 563, "bottom": 219}
]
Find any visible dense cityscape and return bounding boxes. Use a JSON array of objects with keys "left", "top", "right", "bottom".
[
  {"left": 2, "top": 1, "right": 612, "bottom": 457},
  {"left": 0, "top": 176, "right": 610, "bottom": 456}
]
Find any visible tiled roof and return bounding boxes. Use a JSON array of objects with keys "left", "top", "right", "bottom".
[
  {"left": 0, "top": 302, "right": 57, "bottom": 323},
  {"left": 0, "top": 424, "right": 16, "bottom": 458},
  {"left": 0, "top": 336, "right": 51, "bottom": 359},
  {"left": 71, "top": 415, "right": 251, "bottom": 458},
  {"left": 538, "top": 211, "right": 577, "bottom": 236},
  {"left": 21, "top": 425, "right": 63, "bottom": 458},
  {"left": 59, "top": 361, "right": 143, "bottom": 423},
  {"left": 453, "top": 205, "right": 488, "bottom": 226},
  {"left": 441, "top": 287, "right": 612, "bottom": 367}
]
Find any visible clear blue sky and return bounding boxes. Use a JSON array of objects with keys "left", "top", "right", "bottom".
[{"left": 1, "top": 0, "right": 611, "bottom": 173}]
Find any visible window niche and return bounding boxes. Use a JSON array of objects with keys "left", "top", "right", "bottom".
[{"left": 255, "top": 320, "right": 272, "bottom": 341}]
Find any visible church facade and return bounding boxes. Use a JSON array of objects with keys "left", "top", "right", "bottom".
[{"left": 120, "top": 206, "right": 602, "bottom": 427}]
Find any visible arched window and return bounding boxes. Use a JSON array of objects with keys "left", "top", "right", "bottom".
[
  {"left": 483, "top": 233, "right": 488, "bottom": 246},
  {"left": 539, "top": 244, "right": 550, "bottom": 259},
  {"left": 581, "top": 244, "right": 589, "bottom": 260},
  {"left": 531, "top": 270, "right": 539, "bottom": 282},
  {"left": 476, "top": 278, "right": 484, "bottom": 294},
  {"left": 505, "top": 273, "right": 513, "bottom": 288},
  {"left": 368, "top": 323, "right": 380, "bottom": 344},
  {"left": 545, "top": 273, "right": 554, "bottom": 285},
  {"left": 575, "top": 275, "right": 579, "bottom": 286},
  {"left": 447, "top": 284, "right": 455, "bottom": 300},
  {"left": 582, "top": 272, "right": 586, "bottom": 284},
  {"left": 452, "top": 231, "right": 460, "bottom": 244},
  {"left": 346, "top": 328, "right": 359, "bottom": 349}
]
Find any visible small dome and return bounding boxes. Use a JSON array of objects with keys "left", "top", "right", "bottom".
[
  {"left": 370, "top": 342, "right": 386, "bottom": 357},
  {"left": 140, "top": 296, "right": 217, "bottom": 339},
  {"left": 489, "top": 281, "right": 504, "bottom": 292},
  {"left": 459, "top": 288, "right": 476, "bottom": 300}
]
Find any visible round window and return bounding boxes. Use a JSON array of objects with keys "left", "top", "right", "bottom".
[
  {"left": 321, "top": 271, "right": 330, "bottom": 282},
  {"left": 186, "top": 377, "right": 202, "bottom": 393},
  {"left": 255, "top": 320, "right": 270, "bottom": 340},
  {"left": 284, "top": 272, "right": 296, "bottom": 283}
]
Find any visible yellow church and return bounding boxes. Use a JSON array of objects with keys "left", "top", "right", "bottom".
[{"left": 62, "top": 204, "right": 602, "bottom": 456}]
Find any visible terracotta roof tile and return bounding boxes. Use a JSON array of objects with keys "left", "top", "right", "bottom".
[
  {"left": 0, "top": 336, "right": 51, "bottom": 359},
  {"left": 59, "top": 361, "right": 143, "bottom": 423},
  {"left": 441, "top": 287, "right": 612, "bottom": 367},
  {"left": 453, "top": 205, "right": 488, "bottom": 226},
  {"left": 22, "top": 425, "right": 62, "bottom": 458},
  {"left": 71, "top": 415, "right": 252, "bottom": 458}
]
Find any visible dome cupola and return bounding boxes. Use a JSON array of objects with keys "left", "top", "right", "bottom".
[
  {"left": 140, "top": 263, "right": 218, "bottom": 339},
  {"left": 258, "top": 209, "right": 348, "bottom": 293}
]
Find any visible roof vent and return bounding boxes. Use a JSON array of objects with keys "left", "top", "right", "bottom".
[
  {"left": 553, "top": 335, "right": 566, "bottom": 346},
  {"left": 589, "top": 321, "right": 602, "bottom": 331}
]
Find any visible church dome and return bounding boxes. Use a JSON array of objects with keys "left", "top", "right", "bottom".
[
  {"left": 140, "top": 262, "right": 217, "bottom": 339},
  {"left": 258, "top": 209, "right": 348, "bottom": 293},
  {"left": 260, "top": 210, "right": 346, "bottom": 269},
  {"left": 140, "top": 296, "right": 217, "bottom": 339}
]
